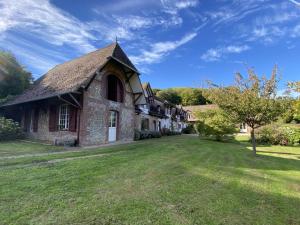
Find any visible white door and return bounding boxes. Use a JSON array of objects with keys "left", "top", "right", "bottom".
[{"left": 108, "top": 111, "right": 117, "bottom": 142}]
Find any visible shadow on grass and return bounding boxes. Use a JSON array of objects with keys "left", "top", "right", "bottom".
[{"left": 257, "top": 150, "right": 300, "bottom": 156}]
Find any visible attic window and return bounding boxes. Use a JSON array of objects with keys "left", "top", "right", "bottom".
[{"left": 107, "top": 75, "right": 124, "bottom": 102}]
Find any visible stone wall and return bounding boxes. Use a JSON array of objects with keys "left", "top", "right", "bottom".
[
  {"left": 79, "top": 62, "right": 135, "bottom": 146},
  {"left": 21, "top": 103, "right": 78, "bottom": 145}
]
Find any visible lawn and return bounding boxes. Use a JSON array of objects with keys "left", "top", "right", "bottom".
[
  {"left": 0, "top": 140, "right": 64, "bottom": 157},
  {"left": 0, "top": 135, "right": 299, "bottom": 225}
]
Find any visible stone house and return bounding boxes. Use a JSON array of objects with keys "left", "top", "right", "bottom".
[
  {"left": 1, "top": 43, "right": 146, "bottom": 146},
  {"left": 1, "top": 43, "right": 188, "bottom": 146}
]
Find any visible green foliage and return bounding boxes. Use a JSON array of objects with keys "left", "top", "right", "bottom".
[
  {"left": 207, "top": 66, "right": 284, "bottom": 154},
  {"left": 0, "top": 51, "right": 33, "bottom": 100},
  {"left": 293, "top": 100, "right": 300, "bottom": 122},
  {"left": 156, "top": 89, "right": 182, "bottom": 105},
  {"left": 195, "top": 109, "right": 237, "bottom": 141},
  {"left": 181, "top": 124, "right": 196, "bottom": 134},
  {"left": 0, "top": 117, "right": 23, "bottom": 141},
  {"left": 256, "top": 124, "right": 300, "bottom": 145},
  {"left": 155, "top": 88, "right": 208, "bottom": 106},
  {"left": 134, "top": 130, "right": 162, "bottom": 140},
  {"left": 180, "top": 88, "right": 207, "bottom": 105}
]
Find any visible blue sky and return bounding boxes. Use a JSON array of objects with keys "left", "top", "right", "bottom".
[{"left": 0, "top": 0, "right": 300, "bottom": 90}]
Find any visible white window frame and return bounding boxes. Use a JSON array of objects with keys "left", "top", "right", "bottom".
[{"left": 58, "top": 104, "right": 70, "bottom": 130}]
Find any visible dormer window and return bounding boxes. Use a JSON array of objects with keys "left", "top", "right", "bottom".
[{"left": 107, "top": 75, "right": 124, "bottom": 103}]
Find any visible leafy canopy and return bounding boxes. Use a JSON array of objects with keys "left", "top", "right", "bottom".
[
  {"left": 206, "top": 66, "right": 284, "bottom": 155},
  {"left": 156, "top": 88, "right": 208, "bottom": 106},
  {"left": 207, "top": 66, "right": 283, "bottom": 129},
  {"left": 0, "top": 51, "right": 33, "bottom": 100},
  {"left": 196, "top": 108, "right": 237, "bottom": 141}
]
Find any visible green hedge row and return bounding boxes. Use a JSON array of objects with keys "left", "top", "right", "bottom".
[{"left": 134, "top": 128, "right": 181, "bottom": 141}]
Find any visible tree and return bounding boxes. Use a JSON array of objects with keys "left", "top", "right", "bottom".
[
  {"left": 288, "top": 81, "right": 300, "bottom": 93},
  {"left": 181, "top": 88, "right": 207, "bottom": 105},
  {"left": 207, "top": 66, "right": 284, "bottom": 156},
  {"left": 156, "top": 89, "right": 182, "bottom": 105},
  {"left": 0, "top": 51, "right": 32, "bottom": 100},
  {"left": 195, "top": 109, "right": 237, "bottom": 141},
  {"left": 154, "top": 87, "right": 208, "bottom": 106}
]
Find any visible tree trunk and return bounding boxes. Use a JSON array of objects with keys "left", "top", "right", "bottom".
[{"left": 250, "top": 128, "right": 257, "bottom": 156}]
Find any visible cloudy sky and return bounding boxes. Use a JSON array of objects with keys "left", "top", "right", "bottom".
[{"left": 0, "top": 0, "right": 299, "bottom": 89}]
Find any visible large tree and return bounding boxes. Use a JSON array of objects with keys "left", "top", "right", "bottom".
[
  {"left": 0, "top": 51, "right": 32, "bottom": 100},
  {"left": 207, "top": 66, "right": 284, "bottom": 156}
]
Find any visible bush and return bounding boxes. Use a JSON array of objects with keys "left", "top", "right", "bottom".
[
  {"left": 161, "top": 128, "right": 182, "bottom": 136},
  {"left": 256, "top": 124, "right": 300, "bottom": 146},
  {"left": 134, "top": 130, "right": 162, "bottom": 140},
  {"left": 181, "top": 124, "right": 195, "bottom": 134},
  {"left": 0, "top": 117, "right": 23, "bottom": 141}
]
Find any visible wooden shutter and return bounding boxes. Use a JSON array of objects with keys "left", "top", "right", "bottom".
[
  {"left": 33, "top": 108, "right": 39, "bottom": 132},
  {"left": 69, "top": 106, "right": 77, "bottom": 132},
  {"left": 49, "top": 105, "right": 58, "bottom": 132},
  {"left": 23, "top": 110, "right": 31, "bottom": 132}
]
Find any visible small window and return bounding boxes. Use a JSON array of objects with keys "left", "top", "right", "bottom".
[
  {"left": 107, "top": 75, "right": 124, "bottom": 102},
  {"left": 59, "top": 105, "right": 70, "bottom": 130}
]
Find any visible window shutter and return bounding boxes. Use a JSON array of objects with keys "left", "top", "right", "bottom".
[
  {"left": 69, "top": 106, "right": 77, "bottom": 132},
  {"left": 49, "top": 105, "right": 58, "bottom": 132},
  {"left": 33, "top": 108, "right": 39, "bottom": 132},
  {"left": 23, "top": 110, "right": 31, "bottom": 132}
]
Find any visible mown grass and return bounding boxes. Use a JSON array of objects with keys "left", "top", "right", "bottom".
[
  {"left": 0, "top": 135, "right": 299, "bottom": 225},
  {"left": 0, "top": 140, "right": 64, "bottom": 157}
]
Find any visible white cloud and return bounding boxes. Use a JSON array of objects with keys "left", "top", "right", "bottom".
[
  {"left": 201, "top": 45, "right": 250, "bottom": 62},
  {"left": 161, "top": 0, "right": 198, "bottom": 14},
  {"left": 289, "top": 0, "right": 300, "bottom": 6},
  {"left": 0, "top": 0, "right": 97, "bottom": 53},
  {"left": 130, "top": 32, "right": 197, "bottom": 64}
]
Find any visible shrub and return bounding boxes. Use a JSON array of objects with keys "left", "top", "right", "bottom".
[
  {"left": 0, "top": 117, "right": 23, "bottom": 141},
  {"left": 134, "top": 130, "right": 162, "bottom": 140},
  {"left": 256, "top": 124, "right": 300, "bottom": 146},
  {"left": 161, "top": 128, "right": 182, "bottom": 136},
  {"left": 181, "top": 124, "right": 195, "bottom": 134}
]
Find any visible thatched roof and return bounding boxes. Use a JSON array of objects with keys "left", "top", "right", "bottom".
[{"left": 2, "top": 43, "right": 138, "bottom": 106}]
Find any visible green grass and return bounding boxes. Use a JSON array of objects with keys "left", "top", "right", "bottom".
[
  {"left": 0, "top": 140, "right": 64, "bottom": 157},
  {"left": 0, "top": 136, "right": 299, "bottom": 225}
]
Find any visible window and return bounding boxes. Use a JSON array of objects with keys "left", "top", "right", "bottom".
[
  {"left": 59, "top": 105, "right": 70, "bottom": 130},
  {"left": 107, "top": 75, "right": 124, "bottom": 102},
  {"left": 141, "top": 118, "right": 149, "bottom": 131},
  {"left": 109, "top": 111, "right": 117, "bottom": 127}
]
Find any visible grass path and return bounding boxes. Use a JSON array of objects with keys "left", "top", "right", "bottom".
[{"left": 0, "top": 136, "right": 299, "bottom": 225}]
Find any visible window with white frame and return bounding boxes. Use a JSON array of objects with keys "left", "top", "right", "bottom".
[{"left": 59, "top": 105, "right": 70, "bottom": 130}]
